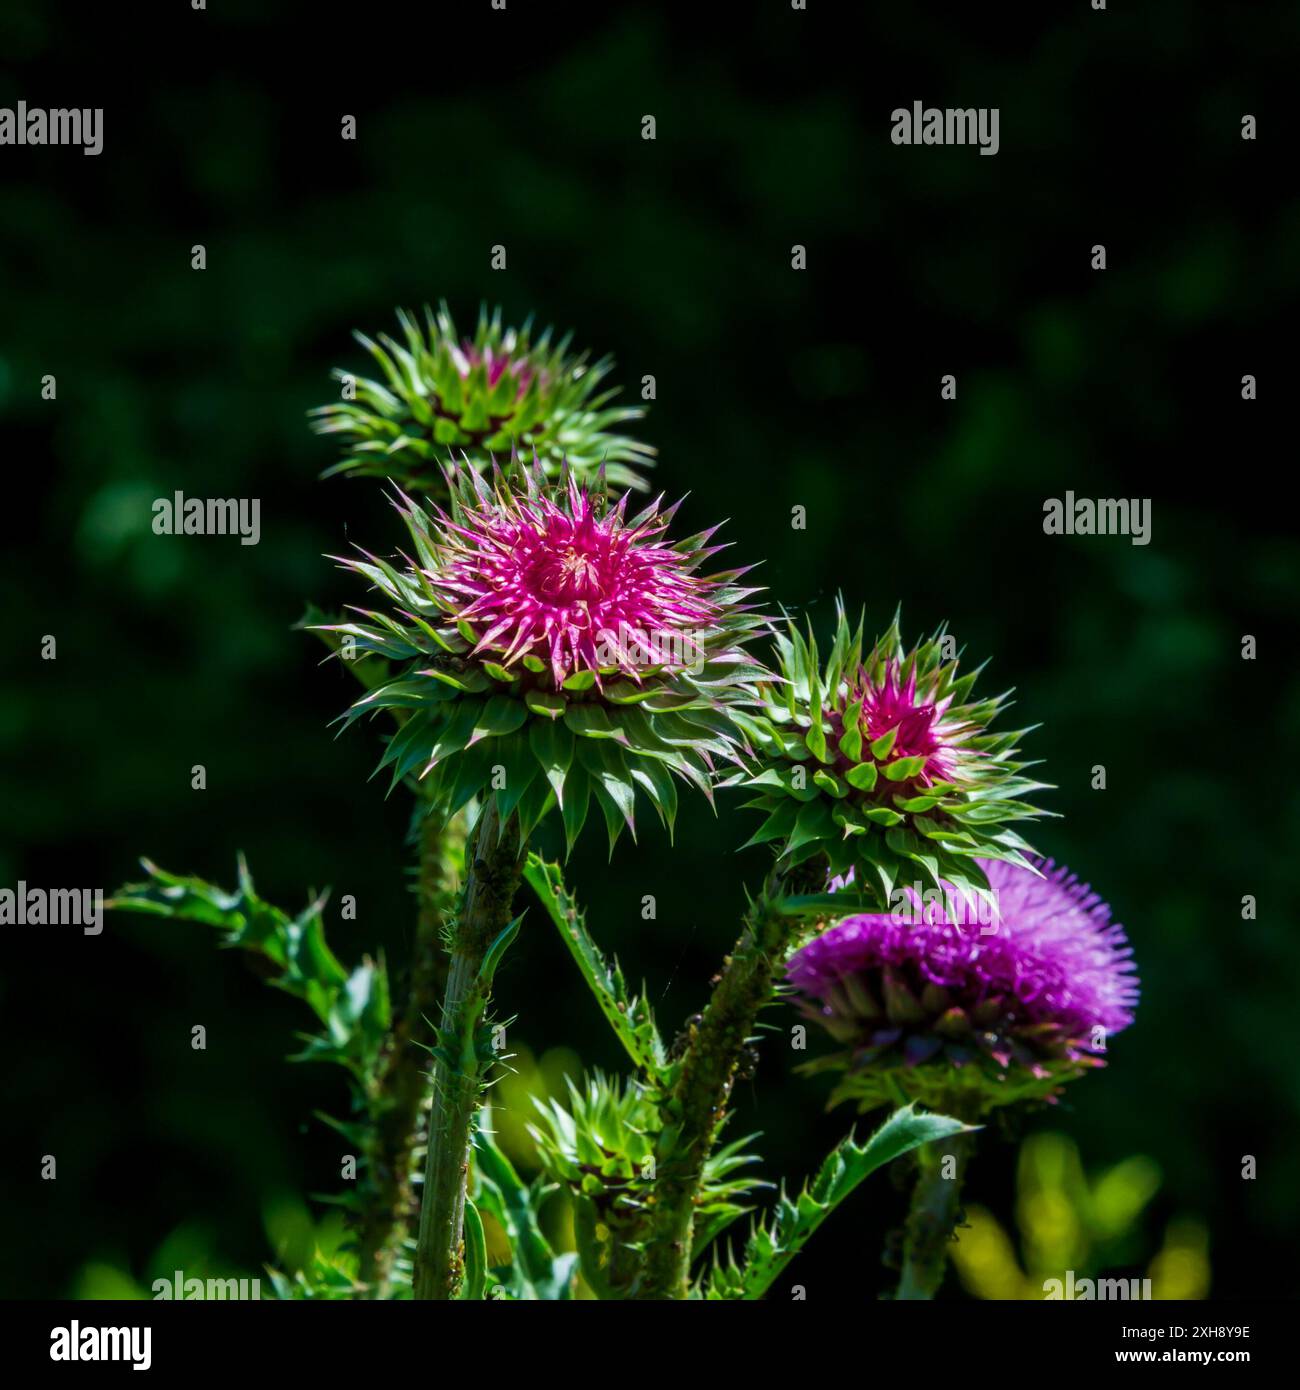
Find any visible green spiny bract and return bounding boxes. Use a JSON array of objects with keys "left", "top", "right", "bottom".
[
  {"left": 309, "top": 303, "right": 655, "bottom": 495},
  {"left": 319, "top": 465, "right": 770, "bottom": 852},
  {"left": 528, "top": 1072, "right": 765, "bottom": 1298},
  {"left": 737, "top": 602, "right": 1050, "bottom": 906},
  {"left": 799, "top": 1032, "right": 1096, "bottom": 1116}
]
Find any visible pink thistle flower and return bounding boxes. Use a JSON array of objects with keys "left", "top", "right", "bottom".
[
  {"left": 454, "top": 341, "right": 540, "bottom": 397},
  {"left": 430, "top": 473, "right": 726, "bottom": 690},
  {"left": 787, "top": 856, "right": 1139, "bottom": 1113},
  {"left": 839, "top": 657, "right": 976, "bottom": 789},
  {"left": 322, "top": 465, "right": 769, "bottom": 849}
]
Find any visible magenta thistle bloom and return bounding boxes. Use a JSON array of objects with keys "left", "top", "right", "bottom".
[
  {"left": 787, "top": 856, "right": 1138, "bottom": 1114},
  {"left": 841, "top": 658, "right": 972, "bottom": 789},
  {"left": 432, "top": 473, "right": 725, "bottom": 690},
  {"left": 456, "top": 341, "right": 539, "bottom": 397},
  {"left": 320, "top": 466, "right": 769, "bottom": 850}
]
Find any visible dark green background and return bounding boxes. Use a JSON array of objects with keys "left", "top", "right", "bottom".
[{"left": 2, "top": 0, "right": 1295, "bottom": 1299}]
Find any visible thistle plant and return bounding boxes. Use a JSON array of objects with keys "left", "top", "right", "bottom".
[
  {"left": 520, "top": 856, "right": 975, "bottom": 1299},
  {"left": 624, "top": 607, "right": 1059, "bottom": 1298},
  {"left": 787, "top": 856, "right": 1139, "bottom": 1298},
  {"left": 309, "top": 304, "right": 655, "bottom": 495},
  {"left": 106, "top": 300, "right": 1140, "bottom": 1306},
  {"left": 321, "top": 462, "right": 766, "bottom": 1297},
  {"left": 304, "top": 311, "right": 660, "bottom": 1296}
]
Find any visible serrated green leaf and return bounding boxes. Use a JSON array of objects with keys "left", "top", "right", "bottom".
[
  {"left": 522, "top": 856, "right": 666, "bottom": 1077},
  {"left": 710, "top": 1104, "right": 975, "bottom": 1300}
]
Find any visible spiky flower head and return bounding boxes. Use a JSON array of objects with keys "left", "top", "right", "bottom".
[
  {"left": 309, "top": 303, "right": 654, "bottom": 495},
  {"left": 529, "top": 1072, "right": 764, "bottom": 1299},
  {"left": 787, "top": 856, "right": 1139, "bottom": 1115},
  {"left": 321, "top": 466, "right": 768, "bottom": 850},
  {"left": 738, "top": 603, "right": 1049, "bottom": 907}
]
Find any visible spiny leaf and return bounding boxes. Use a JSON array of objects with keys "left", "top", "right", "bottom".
[
  {"left": 706, "top": 1103, "right": 976, "bottom": 1299},
  {"left": 522, "top": 854, "right": 666, "bottom": 1076}
]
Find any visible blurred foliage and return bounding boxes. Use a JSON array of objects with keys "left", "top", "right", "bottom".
[
  {"left": 2, "top": 0, "right": 1296, "bottom": 1298},
  {"left": 951, "top": 1132, "right": 1211, "bottom": 1300},
  {"left": 71, "top": 1197, "right": 349, "bottom": 1301}
]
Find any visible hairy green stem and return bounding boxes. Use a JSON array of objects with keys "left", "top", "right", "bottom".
[
  {"left": 896, "top": 1131, "right": 973, "bottom": 1299},
  {"left": 356, "top": 804, "right": 466, "bottom": 1297},
  {"left": 412, "top": 799, "right": 524, "bottom": 1301},
  {"left": 639, "top": 857, "right": 824, "bottom": 1300},
  {"left": 310, "top": 619, "right": 457, "bottom": 1294}
]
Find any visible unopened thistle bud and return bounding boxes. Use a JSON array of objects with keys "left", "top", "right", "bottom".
[
  {"left": 740, "top": 603, "right": 1050, "bottom": 906},
  {"left": 310, "top": 303, "right": 654, "bottom": 495}
]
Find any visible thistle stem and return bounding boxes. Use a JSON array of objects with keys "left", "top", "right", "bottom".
[
  {"left": 412, "top": 799, "right": 524, "bottom": 1301},
  {"left": 639, "top": 858, "right": 824, "bottom": 1300},
  {"left": 896, "top": 1131, "right": 973, "bottom": 1300},
  {"left": 356, "top": 804, "right": 466, "bottom": 1297}
]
